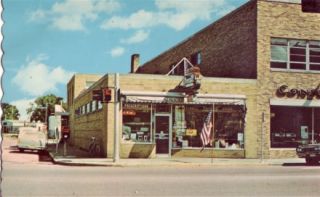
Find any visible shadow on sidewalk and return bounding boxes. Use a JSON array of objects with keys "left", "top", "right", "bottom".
[
  {"left": 46, "top": 142, "right": 102, "bottom": 159},
  {"left": 282, "top": 162, "right": 320, "bottom": 167}
]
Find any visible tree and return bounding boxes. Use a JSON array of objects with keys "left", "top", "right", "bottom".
[
  {"left": 27, "top": 94, "right": 66, "bottom": 123},
  {"left": 1, "top": 103, "right": 20, "bottom": 120}
]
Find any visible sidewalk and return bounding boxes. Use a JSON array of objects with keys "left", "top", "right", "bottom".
[{"left": 46, "top": 141, "right": 306, "bottom": 167}]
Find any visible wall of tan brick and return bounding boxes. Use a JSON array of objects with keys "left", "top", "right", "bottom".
[
  {"left": 137, "top": 1, "right": 257, "bottom": 79},
  {"left": 67, "top": 74, "right": 107, "bottom": 156},
  {"left": 257, "top": 0, "right": 320, "bottom": 158}
]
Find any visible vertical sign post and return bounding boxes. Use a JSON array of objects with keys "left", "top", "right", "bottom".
[
  {"left": 261, "top": 112, "right": 264, "bottom": 163},
  {"left": 113, "top": 73, "right": 120, "bottom": 163}
]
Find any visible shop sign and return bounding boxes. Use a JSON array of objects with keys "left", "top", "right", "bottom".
[
  {"left": 186, "top": 129, "right": 197, "bottom": 137},
  {"left": 124, "top": 103, "right": 150, "bottom": 110},
  {"left": 163, "top": 97, "right": 184, "bottom": 103},
  {"left": 276, "top": 84, "right": 320, "bottom": 100},
  {"left": 123, "top": 110, "right": 136, "bottom": 116}
]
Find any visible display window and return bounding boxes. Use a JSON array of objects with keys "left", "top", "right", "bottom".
[
  {"left": 122, "top": 103, "right": 152, "bottom": 143},
  {"left": 172, "top": 104, "right": 212, "bottom": 148},
  {"left": 172, "top": 104, "right": 245, "bottom": 149},
  {"left": 213, "top": 105, "right": 245, "bottom": 149},
  {"left": 270, "top": 106, "right": 320, "bottom": 148}
]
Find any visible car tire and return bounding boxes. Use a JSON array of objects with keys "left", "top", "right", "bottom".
[
  {"left": 306, "top": 157, "right": 318, "bottom": 165},
  {"left": 19, "top": 148, "right": 25, "bottom": 152}
]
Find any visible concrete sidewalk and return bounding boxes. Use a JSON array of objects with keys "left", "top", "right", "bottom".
[{"left": 46, "top": 142, "right": 306, "bottom": 167}]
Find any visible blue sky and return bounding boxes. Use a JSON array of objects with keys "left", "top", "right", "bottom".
[{"left": 2, "top": 0, "right": 248, "bottom": 120}]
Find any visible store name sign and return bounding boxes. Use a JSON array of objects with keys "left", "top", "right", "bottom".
[{"left": 276, "top": 84, "right": 320, "bottom": 100}]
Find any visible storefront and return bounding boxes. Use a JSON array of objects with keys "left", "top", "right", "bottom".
[
  {"left": 121, "top": 91, "right": 247, "bottom": 158},
  {"left": 270, "top": 95, "right": 320, "bottom": 148}
]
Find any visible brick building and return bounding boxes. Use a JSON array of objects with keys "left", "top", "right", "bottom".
[{"left": 67, "top": 0, "right": 320, "bottom": 159}]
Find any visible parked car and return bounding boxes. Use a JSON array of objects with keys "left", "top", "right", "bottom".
[
  {"left": 296, "top": 144, "right": 320, "bottom": 165},
  {"left": 17, "top": 127, "right": 47, "bottom": 152}
]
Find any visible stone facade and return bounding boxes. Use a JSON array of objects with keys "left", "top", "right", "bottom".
[{"left": 256, "top": 0, "right": 320, "bottom": 158}]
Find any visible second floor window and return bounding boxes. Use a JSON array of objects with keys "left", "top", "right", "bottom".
[
  {"left": 271, "top": 38, "right": 320, "bottom": 71},
  {"left": 191, "top": 52, "right": 201, "bottom": 66}
]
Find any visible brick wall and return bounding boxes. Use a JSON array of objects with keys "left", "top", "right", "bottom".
[{"left": 137, "top": 1, "right": 257, "bottom": 79}]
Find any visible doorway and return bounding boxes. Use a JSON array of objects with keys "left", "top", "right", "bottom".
[{"left": 154, "top": 114, "right": 171, "bottom": 155}]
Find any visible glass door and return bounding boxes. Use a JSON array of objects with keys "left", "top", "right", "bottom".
[{"left": 155, "top": 115, "right": 171, "bottom": 155}]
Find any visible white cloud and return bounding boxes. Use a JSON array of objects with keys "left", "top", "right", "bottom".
[
  {"left": 29, "top": 9, "right": 46, "bottom": 21},
  {"left": 12, "top": 55, "right": 74, "bottom": 96},
  {"left": 11, "top": 98, "right": 35, "bottom": 121},
  {"left": 30, "top": 0, "right": 121, "bottom": 31},
  {"left": 110, "top": 47, "right": 125, "bottom": 57},
  {"left": 121, "top": 30, "right": 150, "bottom": 44},
  {"left": 101, "top": 0, "right": 232, "bottom": 31}
]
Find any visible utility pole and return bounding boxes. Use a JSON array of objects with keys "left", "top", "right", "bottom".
[{"left": 113, "top": 73, "right": 120, "bottom": 163}]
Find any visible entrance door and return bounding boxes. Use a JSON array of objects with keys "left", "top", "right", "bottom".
[{"left": 155, "top": 115, "right": 170, "bottom": 154}]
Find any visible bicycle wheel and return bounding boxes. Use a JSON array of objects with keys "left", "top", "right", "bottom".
[
  {"left": 88, "top": 143, "right": 94, "bottom": 155},
  {"left": 94, "top": 144, "right": 101, "bottom": 157}
]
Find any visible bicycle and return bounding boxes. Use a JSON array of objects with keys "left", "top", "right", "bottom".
[{"left": 88, "top": 136, "right": 101, "bottom": 157}]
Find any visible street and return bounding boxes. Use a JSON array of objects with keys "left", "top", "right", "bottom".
[{"left": 1, "top": 135, "right": 320, "bottom": 196}]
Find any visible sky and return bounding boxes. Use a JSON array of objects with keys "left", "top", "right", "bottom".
[{"left": 1, "top": 0, "right": 248, "bottom": 120}]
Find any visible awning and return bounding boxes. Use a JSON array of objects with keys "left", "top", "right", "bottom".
[
  {"left": 121, "top": 91, "right": 246, "bottom": 105},
  {"left": 270, "top": 98, "right": 320, "bottom": 107}
]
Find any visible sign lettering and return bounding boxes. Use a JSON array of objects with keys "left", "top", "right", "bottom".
[{"left": 276, "top": 84, "right": 320, "bottom": 100}]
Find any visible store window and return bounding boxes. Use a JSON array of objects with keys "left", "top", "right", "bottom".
[
  {"left": 122, "top": 103, "right": 152, "bottom": 143},
  {"left": 172, "top": 104, "right": 245, "bottom": 149},
  {"left": 213, "top": 105, "right": 245, "bottom": 149},
  {"left": 270, "top": 106, "right": 320, "bottom": 148},
  {"left": 270, "top": 38, "right": 320, "bottom": 71},
  {"left": 173, "top": 105, "right": 211, "bottom": 148}
]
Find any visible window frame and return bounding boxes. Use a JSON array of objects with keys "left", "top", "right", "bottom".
[{"left": 270, "top": 38, "right": 320, "bottom": 73}]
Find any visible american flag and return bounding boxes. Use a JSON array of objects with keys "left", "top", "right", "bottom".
[{"left": 200, "top": 111, "right": 213, "bottom": 148}]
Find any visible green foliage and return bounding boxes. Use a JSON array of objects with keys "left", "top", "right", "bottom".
[
  {"left": 27, "top": 94, "right": 66, "bottom": 123},
  {"left": 1, "top": 103, "right": 20, "bottom": 120}
]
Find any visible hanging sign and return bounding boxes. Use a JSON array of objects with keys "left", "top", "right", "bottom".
[{"left": 276, "top": 84, "right": 320, "bottom": 100}]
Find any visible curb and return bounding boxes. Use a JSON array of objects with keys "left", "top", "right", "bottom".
[
  {"left": 48, "top": 152, "right": 296, "bottom": 167},
  {"left": 47, "top": 150, "right": 307, "bottom": 167}
]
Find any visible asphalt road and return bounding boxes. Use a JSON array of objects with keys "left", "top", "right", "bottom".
[{"left": 2, "top": 135, "right": 320, "bottom": 197}]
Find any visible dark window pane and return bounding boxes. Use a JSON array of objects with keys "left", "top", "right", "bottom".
[
  {"left": 309, "top": 41, "right": 320, "bottom": 48},
  {"left": 290, "top": 47, "right": 306, "bottom": 55},
  {"left": 310, "top": 56, "right": 320, "bottom": 63},
  {"left": 290, "top": 63, "right": 306, "bottom": 70},
  {"left": 310, "top": 64, "right": 320, "bottom": 71},
  {"left": 271, "top": 38, "right": 287, "bottom": 46},
  {"left": 271, "top": 61, "right": 287, "bottom": 69},
  {"left": 271, "top": 46, "right": 287, "bottom": 61},
  {"left": 310, "top": 48, "right": 320, "bottom": 56},
  {"left": 290, "top": 54, "right": 306, "bottom": 62},
  {"left": 271, "top": 106, "right": 312, "bottom": 148}
]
